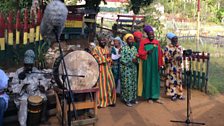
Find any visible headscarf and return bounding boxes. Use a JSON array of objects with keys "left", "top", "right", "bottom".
[
  {"left": 166, "top": 32, "right": 176, "bottom": 40},
  {"left": 24, "top": 49, "right": 35, "bottom": 64},
  {"left": 114, "top": 36, "right": 126, "bottom": 46},
  {"left": 143, "top": 25, "right": 154, "bottom": 33},
  {"left": 133, "top": 31, "right": 143, "bottom": 39},
  {"left": 123, "top": 33, "right": 134, "bottom": 42},
  {"left": 0, "top": 69, "right": 9, "bottom": 111},
  {"left": 0, "top": 69, "right": 8, "bottom": 90}
]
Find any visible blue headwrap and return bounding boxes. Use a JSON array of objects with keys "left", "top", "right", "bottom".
[
  {"left": 143, "top": 25, "right": 154, "bottom": 33},
  {"left": 24, "top": 49, "right": 35, "bottom": 64},
  {"left": 166, "top": 32, "right": 176, "bottom": 40},
  {"left": 0, "top": 69, "right": 8, "bottom": 90},
  {"left": 114, "top": 36, "right": 126, "bottom": 46}
]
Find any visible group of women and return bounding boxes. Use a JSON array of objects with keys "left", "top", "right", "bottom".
[
  {"left": 110, "top": 25, "right": 184, "bottom": 107},
  {"left": 92, "top": 25, "right": 185, "bottom": 108}
]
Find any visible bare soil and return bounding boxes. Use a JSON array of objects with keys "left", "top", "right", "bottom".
[{"left": 44, "top": 90, "right": 224, "bottom": 126}]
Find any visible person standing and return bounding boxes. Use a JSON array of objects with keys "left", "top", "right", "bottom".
[
  {"left": 164, "top": 32, "right": 184, "bottom": 101},
  {"left": 0, "top": 69, "right": 9, "bottom": 126},
  {"left": 111, "top": 37, "right": 122, "bottom": 94},
  {"left": 120, "top": 34, "right": 138, "bottom": 107},
  {"left": 133, "top": 31, "right": 144, "bottom": 96},
  {"left": 92, "top": 33, "right": 116, "bottom": 108},
  {"left": 139, "top": 25, "right": 163, "bottom": 103}
]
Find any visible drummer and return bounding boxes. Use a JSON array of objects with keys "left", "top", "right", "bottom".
[
  {"left": 92, "top": 33, "right": 116, "bottom": 108},
  {"left": 11, "top": 49, "right": 50, "bottom": 126}
]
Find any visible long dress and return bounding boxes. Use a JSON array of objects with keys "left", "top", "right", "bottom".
[
  {"left": 120, "top": 45, "right": 138, "bottom": 103},
  {"left": 111, "top": 46, "right": 121, "bottom": 87},
  {"left": 139, "top": 38, "right": 163, "bottom": 100},
  {"left": 92, "top": 46, "right": 116, "bottom": 107},
  {"left": 164, "top": 44, "right": 183, "bottom": 97},
  {"left": 133, "top": 41, "right": 144, "bottom": 96}
]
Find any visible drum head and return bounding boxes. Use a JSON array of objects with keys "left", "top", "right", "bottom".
[
  {"left": 28, "top": 96, "right": 43, "bottom": 104},
  {"left": 53, "top": 50, "right": 99, "bottom": 90}
]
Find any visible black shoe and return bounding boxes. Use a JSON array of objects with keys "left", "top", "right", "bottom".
[
  {"left": 109, "top": 104, "right": 116, "bottom": 107},
  {"left": 171, "top": 94, "right": 178, "bottom": 101}
]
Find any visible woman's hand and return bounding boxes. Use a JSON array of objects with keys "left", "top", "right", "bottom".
[{"left": 132, "top": 58, "right": 137, "bottom": 63}]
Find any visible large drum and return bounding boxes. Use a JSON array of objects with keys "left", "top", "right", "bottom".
[
  {"left": 27, "top": 96, "right": 43, "bottom": 126},
  {"left": 53, "top": 50, "right": 99, "bottom": 90}
]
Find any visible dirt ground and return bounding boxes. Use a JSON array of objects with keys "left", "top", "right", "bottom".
[{"left": 44, "top": 90, "right": 224, "bottom": 126}]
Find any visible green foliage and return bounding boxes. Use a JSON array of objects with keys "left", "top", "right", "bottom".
[
  {"left": 129, "top": 0, "right": 154, "bottom": 14},
  {"left": 0, "top": 0, "right": 16, "bottom": 16},
  {"left": 36, "top": 42, "right": 49, "bottom": 70},
  {"left": 0, "top": 0, "right": 33, "bottom": 17},
  {"left": 143, "top": 4, "right": 166, "bottom": 48},
  {"left": 216, "top": 7, "right": 224, "bottom": 22},
  {"left": 64, "top": 0, "right": 78, "bottom": 5}
]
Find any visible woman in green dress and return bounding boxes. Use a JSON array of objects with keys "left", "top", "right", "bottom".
[{"left": 120, "top": 33, "right": 138, "bottom": 107}]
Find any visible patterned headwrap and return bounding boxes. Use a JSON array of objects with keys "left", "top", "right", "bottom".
[
  {"left": 143, "top": 25, "right": 154, "bottom": 33},
  {"left": 24, "top": 49, "right": 35, "bottom": 64},
  {"left": 123, "top": 33, "right": 134, "bottom": 42},
  {"left": 133, "top": 31, "right": 143, "bottom": 39},
  {"left": 166, "top": 32, "right": 176, "bottom": 40}
]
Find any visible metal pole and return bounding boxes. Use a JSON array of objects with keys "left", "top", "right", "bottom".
[{"left": 196, "top": 0, "right": 200, "bottom": 51}]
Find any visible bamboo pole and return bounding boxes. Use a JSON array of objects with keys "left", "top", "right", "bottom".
[
  {"left": 0, "top": 13, "right": 5, "bottom": 50},
  {"left": 196, "top": 0, "right": 200, "bottom": 51}
]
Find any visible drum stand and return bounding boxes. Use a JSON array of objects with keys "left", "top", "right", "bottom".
[
  {"left": 54, "top": 27, "right": 77, "bottom": 126},
  {"left": 170, "top": 59, "right": 205, "bottom": 126}
]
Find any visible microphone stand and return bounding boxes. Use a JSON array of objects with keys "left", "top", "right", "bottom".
[
  {"left": 53, "top": 27, "right": 77, "bottom": 126},
  {"left": 170, "top": 56, "right": 205, "bottom": 126}
]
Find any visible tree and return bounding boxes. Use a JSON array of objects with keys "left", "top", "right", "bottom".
[{"left": 129, "top": 0, "right": 154, "bottom": 14}]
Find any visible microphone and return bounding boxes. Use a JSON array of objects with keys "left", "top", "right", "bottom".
[{"left": 40, "top": 0, "right": 68, "bottom": 42}]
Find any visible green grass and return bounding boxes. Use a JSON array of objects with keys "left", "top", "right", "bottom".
[{"left": 180, "top": 41, "right": 224, "bottom": 95}]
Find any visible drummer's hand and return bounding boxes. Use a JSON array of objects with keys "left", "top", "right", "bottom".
[
  {"left": 21, "top": 84, "right": 29, "bottom": 90},
  {"left": 38, "top": 85, "right": 45, "bottom": 93}
]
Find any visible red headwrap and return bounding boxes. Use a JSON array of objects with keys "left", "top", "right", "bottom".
[{"left": 133, "top": 31, "right": 143, "bottom": 39}]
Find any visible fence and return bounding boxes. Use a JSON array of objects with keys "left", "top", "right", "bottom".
[
  {"left": 182, "top": 52, "right": 210, "bottom": 93},
  {"left": 0, "top": 8, "right": 45, "bottom": 67},
  {"left": 178, "top": 35, "right": 224, "bottom": 47}
]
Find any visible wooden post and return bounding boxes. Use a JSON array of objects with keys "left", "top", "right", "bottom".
[
  {"left": 0, "top": 13, "right": 5, "bottom": 50},
  {"left": 196, "top": 53, "right": 201, "bottom": 89},
  {"left": 205, "top": 53, "right": 210, "bottom": 93},
  {"left": 192, "top": 55, "right": 197, "bottom": 88},
  {"left": 35, "top": 9, "right": 42, "bottom": 42},
  {"left": 100, "top": 17, "right": 103, "bottom": 33},
  {"left": 16, "top": 10, "right": 21, "bottom": 45},
  {"left": 23, "top": 8, "right": 29, "bottom": 44},
  {"left": 7, "top": 12, "right": 14, "bottom": 45},
  {"left": 131, "top": 15, "right": 136, "bottom": 31},
  {"left": 183, "top": 56, "right": 187, "bottom": 86},
  {"left": 201, "top": 52, "right": 206, "bottom": 91}
]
